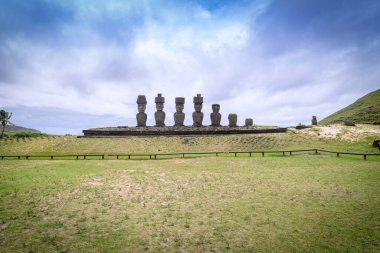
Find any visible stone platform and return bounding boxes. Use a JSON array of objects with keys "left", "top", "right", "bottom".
[{"left": 82, "top": 126, "right": 287, "bottom": 137}]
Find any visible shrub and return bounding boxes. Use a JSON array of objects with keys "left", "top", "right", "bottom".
[
  {"left": 14, "top": 132, "right": 47, "bottom": 138},
  {"left": 296, "top": 124, "right": 311, "bottom": 130},
  {"left": 343, "top": 121, "right": 356, "bottom": 126}
]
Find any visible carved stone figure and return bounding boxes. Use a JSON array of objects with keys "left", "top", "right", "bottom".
[
  {"left": 312, "top": 116, "right": 318, "bottom": 126},
  {"left": 154, "top": 93, "right": 165, "bottom": 127},
  {"left": 174, "top": 97, "right": 185, "bottom": 127},
  {"left": 245, "top": 118, "right": 253, "bottom": 127},
  {"left": 210, "top": 104, "right": 221, "bottom": 126},
  {"left": 136, "top": 95, "right": 147, "bottom": 127},
  {"left": 228, "top": 113, "right": 237, "bottom": 127},
  {"left": 192, "top": 94, "right": 204, "bottom": 127}
]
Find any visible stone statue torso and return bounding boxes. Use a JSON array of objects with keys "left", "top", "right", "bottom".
[
  {"left": 228, "top": 114, "right": 237, "bottom": 127},
  {"left": 174, "top": 112, "right": 185, "bottom": 126},
  {"left": 192, "top": 112, "right": 203, "bottom": 127},
  {"left": 136, "top": 113, "right": 147, "bottom": 127},
  {"left": 155, "top": 111, "right": 165, "bottom": 127},
  {"left": 210, "top": 113, "right": 221, "bottom": 126}
]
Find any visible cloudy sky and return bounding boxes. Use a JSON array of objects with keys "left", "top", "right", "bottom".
[{"left": 1, "top": 0, "right": 379, "bottom": 134}]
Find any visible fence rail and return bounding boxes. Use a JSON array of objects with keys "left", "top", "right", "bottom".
[{"left": 1, "top": 149, "right": 379, "bottom": 161}]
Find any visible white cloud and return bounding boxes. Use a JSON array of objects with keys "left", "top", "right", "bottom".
[{"left": 1, "top": 0, "right": 379, "bottom": 133}]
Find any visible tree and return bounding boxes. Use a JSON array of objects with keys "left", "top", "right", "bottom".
[{"left": 0, "top": 109, "right": 13, "bottom": 138}]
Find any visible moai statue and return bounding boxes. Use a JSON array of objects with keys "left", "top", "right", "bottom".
[
  {"left": 192, "top": 94, "right": 204, "bottom": 127},
  {"left": 174, "top": 97, "right": 185, "bottom": 127},
  {"left": 154, "top": 93, "right": 165, "bottom": 127},
  {"left": 228, "top": 113, "right": 238, "bottom": 127},
  {"left": 136, "top": 95, "right": 147, "bottom": 127},
  {"left": 245, "top": 118, "right": 253, "bottom": 127},
  {"left": 210, "top": 104, "right": 221, "bottom": 126},
  {"left": 312, "top": 116, "right": 318, "bottom": 126}
]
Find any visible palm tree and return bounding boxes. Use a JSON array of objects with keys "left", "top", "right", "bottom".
[{"left": 0, "top": 109, "right": 13, "bottom": 138}]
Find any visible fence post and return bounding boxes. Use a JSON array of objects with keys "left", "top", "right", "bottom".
[
  {"left": 262, "top": 152, "right": 264, "bottom": 157},
  {"left": 51, "top": 156, "right": 53, "bottom": 160},
  {"left": 289, "top": 152, "right": 292, "bottom": 156},
  {"left": 154, "top": 155, "right": 157, "bottom": 159},
  {"left": 128, "top": 155, "right": 130, "bottom": 160},
  {"left": 182, "top": 153, "right": 185, "bottom": 158},
  {"left": 235, "top": 152, "right": 237, "bottom": 157},
  {"left": 216, "top": 152, "right": 218, "bottom": 157},
  {"left": 26, "top": 156, "right": 29, "bottom": 160},
  {"left": 364, "top": 154, "right": 367, "bottom": 160},
  {"left": 283, "top": 152, "right": 285, "bottom": 156},
  {"left": 116, "top": 155, "right": 119, "bottom": 159},
  {"left": 337, "top": 153, "right": 339, "bottom": 157},
  {"left": 150, "top": 155, "right": 152, "bottom": 159},
  {"left": 84, "top": 155, "right": 86, "bottom": 160},
  {"left": 315, "top": 149, "right": 318, "bottom": 154},
  {"left": 249, "top": 152, "right": 252, "bottom": 157},
  {"left": 102, "top": 155, "right": 104, "bottom": 159},
  {"left": 76, "top": 155, "right": 79, "bottom": 159}
]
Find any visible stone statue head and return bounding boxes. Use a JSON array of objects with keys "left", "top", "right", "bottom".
[
  {"left": 137, "top": 104, "right": 146, "bottom": 113},
  {"left": 245, "top": 118, "right": 253, "bottom": 127},
  {"left": 194, "top": 103, "right": 202, "bottom": 112},
  {"left": 136, "top": 95, "right": 147, "bottom": 113},
  {"left": 193, "top": 94, "right": 203, "bottom": 113},
  {"left": 155, "top": 93, "right": 165, "bottom": 111},
  {"left": 175, "top": 97, "right": 185, "bottom": 112},
  {"left": 212, "top": 104, "right": 220, "bottom": 113}
]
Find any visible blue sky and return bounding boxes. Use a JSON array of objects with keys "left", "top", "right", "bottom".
[{"left": 1, "top": 0, "right": 379, "bottom": 134}]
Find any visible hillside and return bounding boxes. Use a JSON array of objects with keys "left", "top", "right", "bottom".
[
  {"left": 320, "top": 89, "right": 380, "bottom": 125},
  {"left": 4, "top": 125, "right": 40, "bottom": 133}
]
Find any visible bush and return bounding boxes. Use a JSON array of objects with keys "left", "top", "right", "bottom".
[
  {"left": 14, "top": 132, "right": 47, "bottom": 138},
  {"left": 343, "top": 121, "right": 356, "bottom": 126},
  {"left": 295, "top": 124, "right": 311, "bottom": 130}
]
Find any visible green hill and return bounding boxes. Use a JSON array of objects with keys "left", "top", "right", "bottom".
[
  {"left": 4, "top": 125, "right": 40, "bottom": 133},
  {"left": 320, "top": 89, "right": 380, "bottom": 125}
]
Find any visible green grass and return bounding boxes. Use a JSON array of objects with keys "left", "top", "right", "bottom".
[
  {"left": 13, "top": 131, "right": 47, "bottom": 138},
  {"left": 320, "top": 89, "right": 380, "bottom": 125},
  {"left": 1, "top": 126, "right": 379, "bottom": 251},
  {"left": 0, "top": 156, "right": 379, "bottom": 252}
]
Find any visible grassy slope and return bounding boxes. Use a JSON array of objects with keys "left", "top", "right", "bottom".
[
  {"left": 320, "top": 89, "right": 380, "bottom": 125},
  {"left": 0, "top": 157, "right": 379, "bottom": 252},
  {"left": 4, "top": 125, "right": 41, "bottom": 133},
  {"left": 1, "top": 125, "right": 380, "bottom": 155}
]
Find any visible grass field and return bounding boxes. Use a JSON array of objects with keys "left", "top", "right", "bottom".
[
  {"left": 1, "top": 155, "right": 379, "bottom": 252},
  {"left": 1, "top": 125, "right": 379, "bottom": 252}
]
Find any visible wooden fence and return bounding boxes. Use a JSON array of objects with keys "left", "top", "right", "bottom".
[{"left": 1, "top": 149, "right": 379, "bottom": 160}]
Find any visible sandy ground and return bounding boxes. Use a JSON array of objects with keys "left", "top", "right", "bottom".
[{"left": 297, "top": 124, "right": 380, "bottom": 142}]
